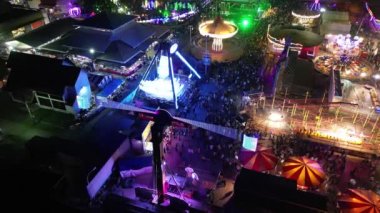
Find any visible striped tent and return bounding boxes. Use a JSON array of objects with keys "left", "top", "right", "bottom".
[
  {"left": 282, "top": 156, "right": 325, "bottom": 188},
  {"left": 339, "top": 189, "right": 380, "bottom": 213},
  {"left": 239, "top": 146, "right": 278, "bottom": 172}
]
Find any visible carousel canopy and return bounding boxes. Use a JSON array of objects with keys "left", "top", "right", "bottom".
[
  {"left": 292, "top": 9, "right": 320, "bottom": 18},
  {"left": 339, "top": 189, "right": 380, "bottom": 213},
  {"left": 269, "top": 25, "right": 323, "bottom": 47},
  {"left": 239, "top": 146, "right": 278, "bottom": 172},
  {"left": 282, "top": 156, "right": 325, "bottom": 188},
  {"left": 199, "top": 16, "right": 238, "bottom": 39}
]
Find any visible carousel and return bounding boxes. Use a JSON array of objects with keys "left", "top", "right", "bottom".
[
  {"left": 291, "top": 9, "right": 321, "bottom": 28},
  {"left": 191, "top": 16, "right": 243, "bottom": 62},
  {"left": 314, "top": 34, "right": 373, "bottom": 80},
  {"left": 314, "top": 55, "right": 372, "bottom": 80}
]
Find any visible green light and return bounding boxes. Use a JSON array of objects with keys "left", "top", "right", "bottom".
[
  {"left": 242, "top": 19, "right": 249, "bottom": 27},
  {"left": 162, "top": 10, "right": 169, "bottom": 18}
]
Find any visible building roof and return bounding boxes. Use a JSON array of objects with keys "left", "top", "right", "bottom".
[
  {"left": 75, "top": 12, "right": 137, "bottom": 31},
  {"left": 269, "top": 25, "right": 323, "bottom": 47},
  {"left": 114, "top": 22, "right": 155, "bottom": 48},
  {"left": 0, "top": 4, "right": 43, "bottom": 33},
  {"left": 59, "top": 27, "right": 112, "bottom": 53},
  {"left": 14, "top": 18, "right": 78, "bottom": 48},
  {"left": 5, "top": 52, "right": 80, "bottom": 96},
  {"left": 97, "top": 40, "right": 136, "bottom": 64},
  {"left": 19, "top": 12, "right": 169, "bottom": 65}
]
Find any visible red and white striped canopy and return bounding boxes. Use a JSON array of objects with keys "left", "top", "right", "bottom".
[
  {"left": 282, "top": 156, "right": 325, "bottom": 188},
  {"left": 239, "top": 146, "right": 278, "bottom": 172},
  {"left": 339, "top": 189, "right": 380, "bottom": 213}
]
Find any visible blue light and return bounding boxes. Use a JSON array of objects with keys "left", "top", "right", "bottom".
[
  {"left": 169, "top": 56, "right": 178, "bottom": 109},
  {"left": 242, "top": 134, "right": 258, "bottom": 151},
  {"left": 170, "top": 43, "right": 178, "bottom": 54},
  {"left": 175, "top": 52, "right": 201, "bottom": 79}
]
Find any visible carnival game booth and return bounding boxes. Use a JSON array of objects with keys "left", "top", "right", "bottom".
[{"left": 267, "top": 25, "right": 323, "bottom": 58}]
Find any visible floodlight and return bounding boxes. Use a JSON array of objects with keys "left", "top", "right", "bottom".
[{"left": 170, "top": 43, "right": 178, "bottom": 54}]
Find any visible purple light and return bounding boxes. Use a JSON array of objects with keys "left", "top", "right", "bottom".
[
  {"left": 366, "top": 2, "right": 380, "bottom": 30},
  {"left": 69, "top": 7, "right": 81, "bottom": 17}
]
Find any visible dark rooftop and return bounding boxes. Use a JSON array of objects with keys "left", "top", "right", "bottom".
[
  {"left": 15, "top": 18, "right": 78, "bottom": 48},
  {"left": 0, "top": 3, "right": 43, "bottom": 32},
  {"left": 269, "top": 25, "right": 323, "bottom": 47},
  {"left": 75, "top": 12, "right": 137, "bottom": 30},
  {"left": 59, "top": 27, "right": 112, "bottom": 53},
  {"left": 5, "top": 52, "right": 80, "bottom": 96},
  {"left": 97, "top": 40, "right": 136, "bottom": 64}
]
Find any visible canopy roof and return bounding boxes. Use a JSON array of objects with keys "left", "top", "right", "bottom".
[
  {"left": 292, "top": 9, "right": 320, "bottom": 17},
  {"left": 239, "top": 146, "right": 278, "bottom": 172},
  {"left": 339, "top": 189, "right": 380, "bottom": 213},
  {"left": 282, "top": 156, "right": 325, "bottom": 188},
  {"left": 199, "top": 16, "right": 238, "bottom": 39},
  {"left": 269, "top": 25, "right": 323, "bottom": 47}
]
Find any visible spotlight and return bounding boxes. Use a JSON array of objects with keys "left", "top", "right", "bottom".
[
  {"left": 170, "top": 43, "right": 178, "bottom": 54},
  {"left": 89, "top": 48, "right": 95, "bottom": 54},
  {"left": 320, "top": 7, "right": 326, "bottom": 12},
  {"left": 373, "top": 74, "right": 380, "bottom": 80},
  {"left": 268, "top": 112, "right": 284, "bottom": 122}
]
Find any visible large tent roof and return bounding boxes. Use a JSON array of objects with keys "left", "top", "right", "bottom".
[
  {"left": 269, "top": 25, "right": 323, "bottom": 47},
  {"left": 339, "top": 189, "right": 380, "bottom": 213},
  {"left": 5, "top": 52, "right": 80, "bottom": 96},
  {"left": 282, "top": 156, "right": 325, "bottom": 188}
]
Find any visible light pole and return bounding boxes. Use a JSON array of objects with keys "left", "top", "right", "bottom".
[{"left": 189, "top": 25, "right": 193, "bottom": 43}]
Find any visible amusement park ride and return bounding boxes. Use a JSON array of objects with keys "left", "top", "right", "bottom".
[{"left": 139, "top": 42, "right": 201, "bottom": 109}]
